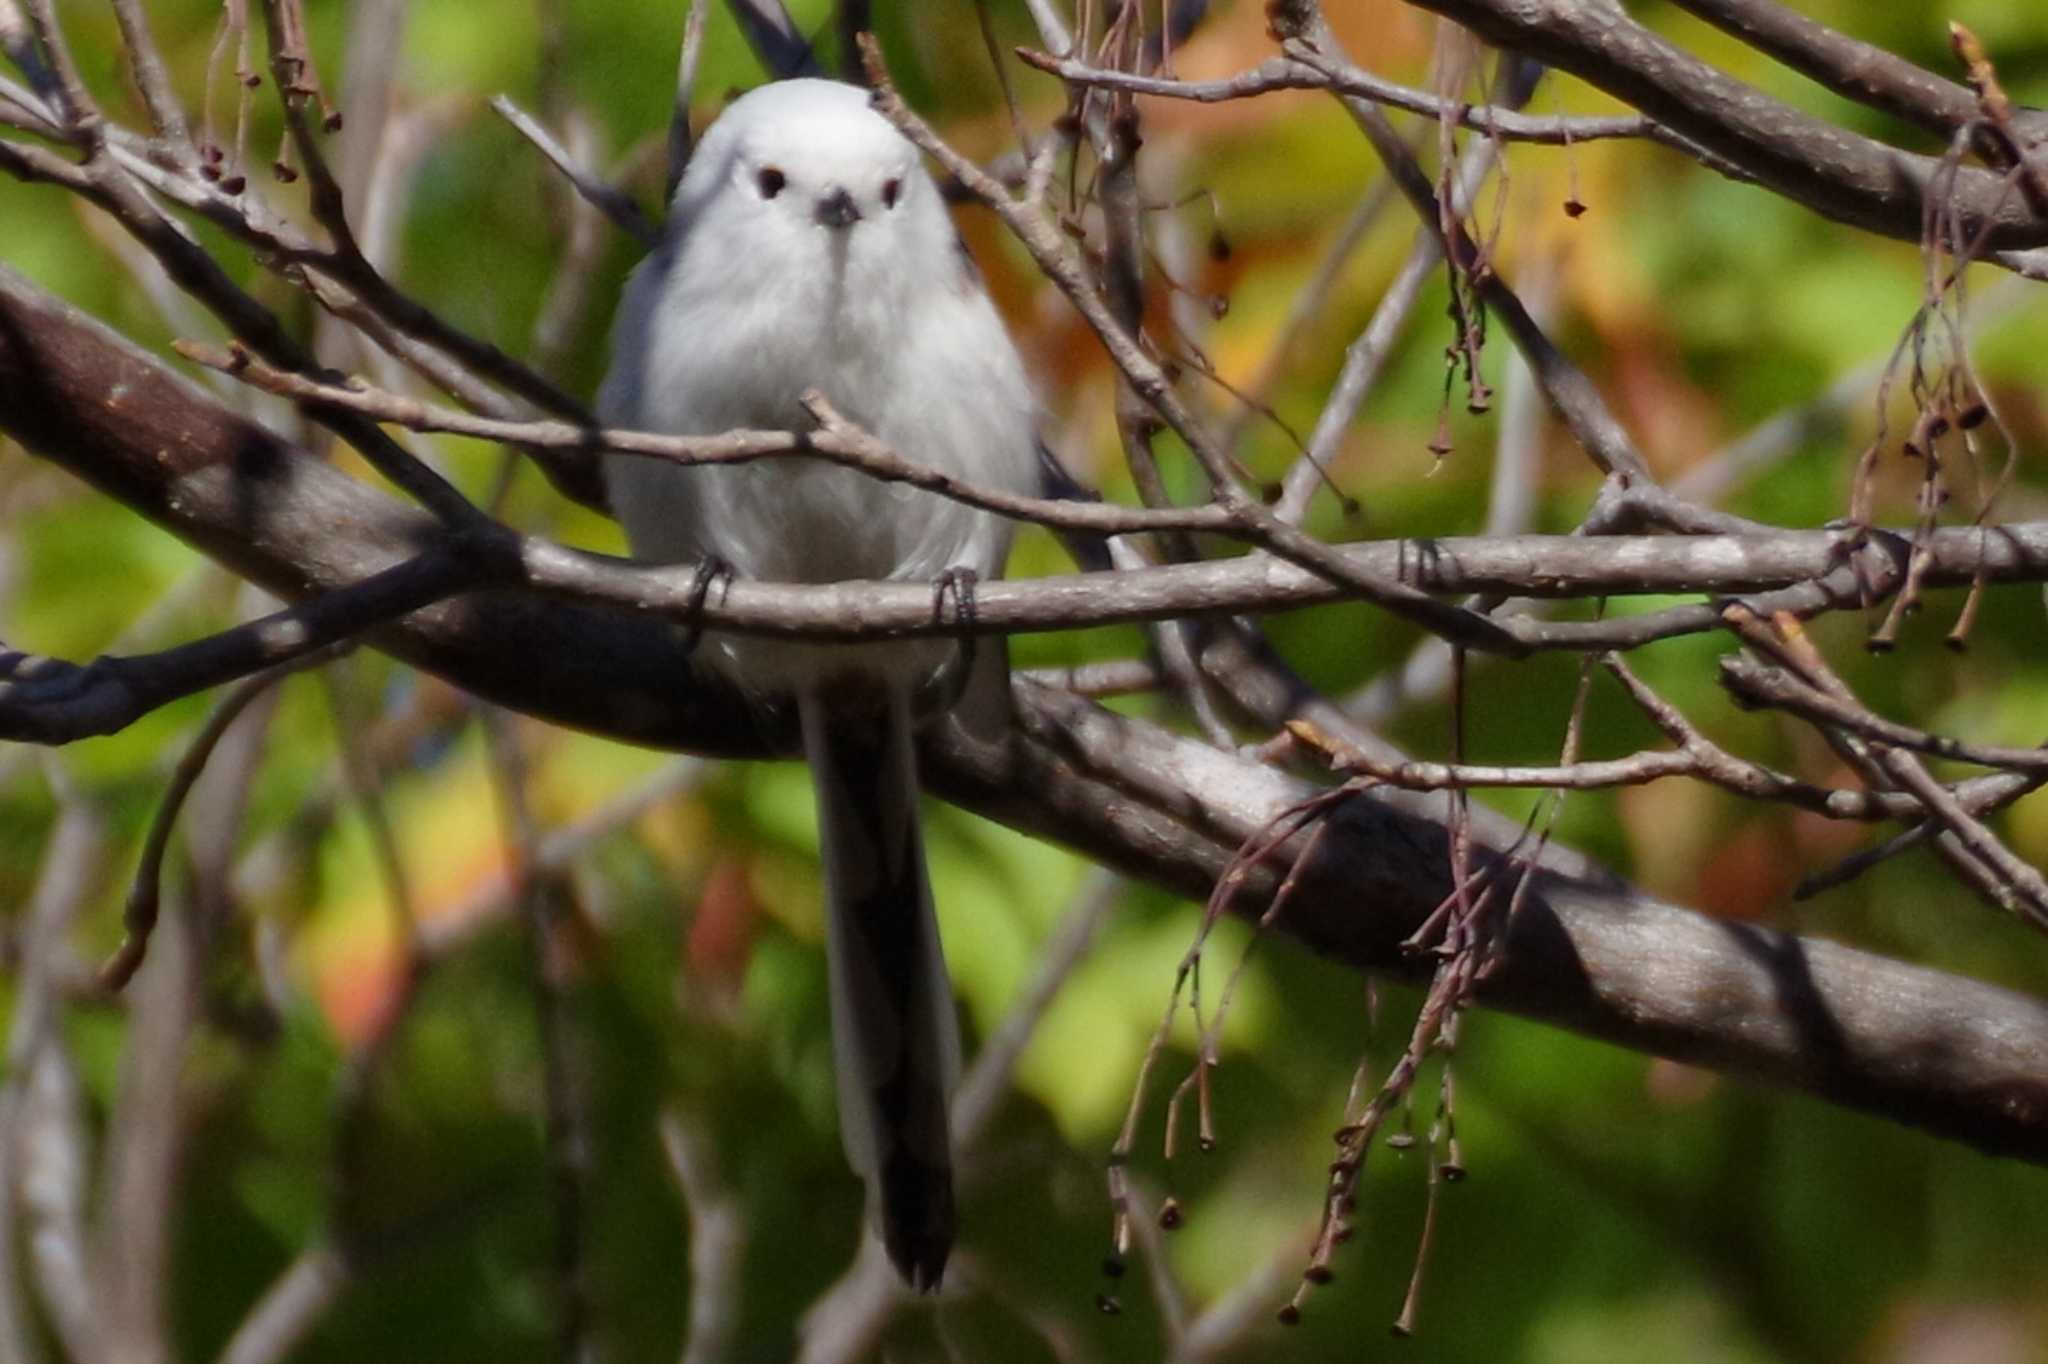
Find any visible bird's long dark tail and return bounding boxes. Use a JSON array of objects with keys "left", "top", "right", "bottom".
[{"left": 800, "top": 688, "right": 960, "bottom": 1291}]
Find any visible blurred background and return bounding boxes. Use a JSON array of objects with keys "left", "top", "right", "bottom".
[{"left": 3, "top": 1, "right": 2048, "bottom": 1360}]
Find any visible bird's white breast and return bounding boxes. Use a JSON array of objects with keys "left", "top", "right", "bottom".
[{"left": 600, "top": 185, "right": 1039, "bottom": 693}]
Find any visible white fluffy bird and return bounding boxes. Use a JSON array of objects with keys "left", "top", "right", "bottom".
[{"left": 599, "top": 78, "right": 1041, "bottom": 1289}]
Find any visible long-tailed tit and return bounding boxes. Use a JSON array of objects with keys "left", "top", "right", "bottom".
[{"left": 599, "top": 78, "right": 1041, "bottom": 1290}]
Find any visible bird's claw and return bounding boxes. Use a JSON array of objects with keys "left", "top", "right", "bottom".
[
  {"left": 929, "top": 567, "right": 981, "bottom": 709},
  {"left": 681, "top": 555, "right": 736, "bottom": 658}
]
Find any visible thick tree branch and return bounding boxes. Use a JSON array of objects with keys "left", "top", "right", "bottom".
[
  {"left": 1, "top": 267, "right": 2045, "bottom": 1164},
  {"left": 1666, "top": 0, "right": 2037, "bottom": 144},
  {"left": 0, "top": 266, "right": 764, "bottom": 755},
  {"left": 1374, "top": 0, "right": 2048, "bottom": 250}
]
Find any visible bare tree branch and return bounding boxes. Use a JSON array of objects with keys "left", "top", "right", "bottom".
[
  {"left": 1370, "top": 0, "right": 2048, "bottom": 251},
  {"left": 1020, "top": 49, "right": 1664, "bottom": 146},
  {"left": 1, "top": 265, "right": 2043, "bottom": 1169},
  {"left": 724, "top": 0, "right": 823, "bottom": 79},
  {"left": 98, "top": 650, "right": 338, "bottom": 991},
  {"left": 0, "top": 553, "right": 465, "bottom": 745},
  {"left": 491, "top": 95, "right": 659, "bottom": 249},
  {"left": 109, "top": 0, "right": 191, "bottom": 141},
  {"left": 215, "top": 1245, "right": 350, "bottom": 1364},
  {"left": 92, "top": 887, "right": 199, "bottom": 1364},
  {"left": 1665, "top": 0, "right": 2013, "bottom": 143},
  {"left": 481, "top": 710, "right": 597, "bottom": 1364},
  {"left": 667, "top": 0, "right": 710, "bottom": 196},
  {"left": 16, "top": 266, "right": 2048, "bottom": 688},
  {"left": 0, "top": 779, "right": 101, "bottom": 1364},
  {"left": 661, "top": 1110, "right": 745, "bottom": 1364},
  {"left": 1285, "top": 28, "right": 1657, "bottom": 486}
]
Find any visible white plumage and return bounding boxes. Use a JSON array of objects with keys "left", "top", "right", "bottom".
[{"left": 599, "top": 78, "right": 1040, "bottom": 1289}]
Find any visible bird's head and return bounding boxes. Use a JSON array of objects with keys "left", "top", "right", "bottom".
[{"left": 677, "top": 78, "right": 938, "bottom": 251}]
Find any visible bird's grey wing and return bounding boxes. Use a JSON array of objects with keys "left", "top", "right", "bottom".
[{"left": 596, "top": 245, "right": 675, "bottom": 430}]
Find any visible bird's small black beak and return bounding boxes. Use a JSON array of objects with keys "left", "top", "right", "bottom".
[{"left": 814, "top": 187, "right": 862, "bottom": 229}]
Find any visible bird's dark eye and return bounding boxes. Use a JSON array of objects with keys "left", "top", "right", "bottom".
[
  {"left": 757, "top": 167, "right": 786, "bottom": 199},
  {"left": 880, "top": 177, "right": 902, "bottom": 209}
]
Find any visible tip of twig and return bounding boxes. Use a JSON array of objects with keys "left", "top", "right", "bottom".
[
  {"left": 172, "top": 339, "right": 251, "bottom": 376},
  {"left": 854, "top": 31, "right": 890, "bottom": 92},
  {"left": 797, "top": 388, "right": 841, "bottom": 432},
  {"left": 95, "top": 938, "right": 146, "bottom": 993}
]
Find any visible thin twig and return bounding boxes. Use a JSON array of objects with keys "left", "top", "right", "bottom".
[
  {"left": 661, "top": 1111, "right": 747, "bottom": 1364},
  {"left": 481, "top": 709, "right": 596, "bottom": 1363},
  {"left": 183, "top": 342, "right": 1235, "bottom": 537},
  {"left": 0, "top": 0, "right": 66, "bottom": 120},
  {"left": 1290, "top": 29, "right": 1656, "bottom": 486},
  {"left": 1723, "top": 606, "right": 2048, "bottom": 930},
  {"left": 667, "top": 0, "right": 710, "bottom": 198},
  {"left": 13, "top": 0, "right": 95, "bottom": 128},
  {"left": 214, "top": 1245, "right": 350, "bottom": 1364},
  {"left": 1020, "top": 50, "right": 1665, "bottom": 146},
  {"left": 99, "top": 648, "right": 342, "bottom": 992},
  {"left": 93, "top": 842, "right": 208, "bottom": 1361},
  {"left": 0, "top": 779, "right": 102, "bottom": 1364},
  {"left": 1217, "top": 176, "right": 1396, "bottom": 465},
  {"left": 861, "top": 36, "right": 1529, "bottom": 657},
  {"left": 1721, "top": 654, "right": 2048, "bottom": 775},
  {"left": 1275, "top": 133, "right": 1502, "bottom": 524},
  {"left": 493, "top": 94, "right": 660, "bottom": 248},
  {"left": 110, "top": 0, "right": 191, "bottom": 141},
  {"left": 524, "top": 111, "right": 615, "bottom": 385},
  {"left": 724, "top": 0, "right": 823, "bottom": 78},
  {"left": 0, "top": 549, "right": 480, "bottom": 747}
]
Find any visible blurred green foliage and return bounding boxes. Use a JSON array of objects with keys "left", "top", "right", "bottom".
[{"left": 3, "top": 1, "right": 2048, "bottom": 1361}]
